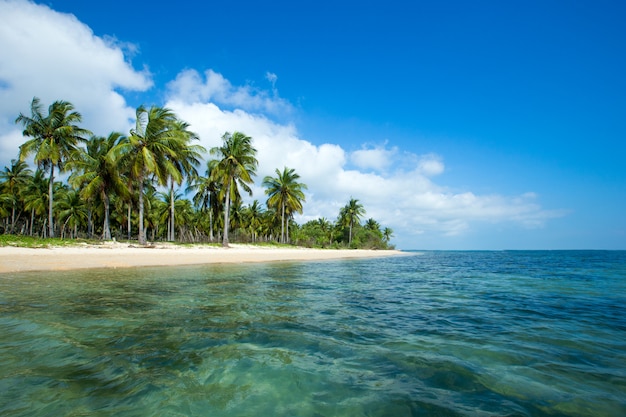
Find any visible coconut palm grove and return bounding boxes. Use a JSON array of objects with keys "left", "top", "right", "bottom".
[{"left": 0, "top": 97, "right": 394, "bottom": 249}]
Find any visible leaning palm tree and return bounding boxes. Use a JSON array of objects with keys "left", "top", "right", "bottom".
[
  {"left": 339, "top": 197, "right": 365, "bottom": 245},
  {"left": 16, "top": 97, "right": 91, "bottom": 238},
  {"left": 382, "top": 227, "right": 394, "bottom": 245},
  {"left": 209, "top": 131, "right": 258, "bottom": 247},
  {"left": 68, "top": 132, "right": 129, "bottom": 240},
  {"left": 112, "top": 105, "right": 183, "bottom": 245},
  {"left": 263, "top": 167, "right": 307, "bottom": 244},
  {"left": 0, "top": 159, "right": 32, "bottom": 233}
]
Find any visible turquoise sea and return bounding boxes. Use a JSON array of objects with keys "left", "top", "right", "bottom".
[{"left": 0, "top": 250, "right": 625, "bottom": 416}]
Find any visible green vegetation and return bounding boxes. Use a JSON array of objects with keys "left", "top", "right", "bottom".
[
  {"left": 1, "top": 97, "right": 394, "bottom": 249},
  {"left": 263, "top": 167, "right": 307, "bottom": 244},
  {"left": 0, "top": 234, "right": 99, "bottom": 248}
]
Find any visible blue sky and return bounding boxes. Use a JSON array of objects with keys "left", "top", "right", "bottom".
[{"left": 0, "top": 0, "right": 624, "bottom": 249}]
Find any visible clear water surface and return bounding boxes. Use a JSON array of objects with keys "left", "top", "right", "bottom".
[{"left": 0, "top": 250, "right": 625, "bottom": 416}]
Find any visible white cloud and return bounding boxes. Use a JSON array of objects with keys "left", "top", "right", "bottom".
[
  {"left": 0, "top": 0, "right": 151, "bottom": 164},
  {"left": 165, "top": 98, "right": 347, "bottom": 203},
  {"left": 265, "top": 72, "right": 278, "bottom": 89},
  {"left": 417, "top": 153, "right": 445, "bottom": 176},
  {"left": 350, "top": 143, "right": 398, "bottom": 172},
  {"left": 166, "top": 69, "right": 293, "bottom": 117}
]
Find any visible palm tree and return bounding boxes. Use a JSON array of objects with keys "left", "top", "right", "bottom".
[
  {"left": 106, "top": 177, "right": 130, "bottom": 240},
  {"left": 164, "top": 120, "right": 204, "bottom": 241},
  {"left": 142, "top": 184, "right": 160, "bottom": 241},
  {"left": 317, "top": 217, "right": 334, "bottom": 246},
  {"left": 16, "top": 97, "right": 90, "bottom": 238},
  {"left": 156, "top": 190, "right": 174, "bottom": 239},
  {"left": 187, "top": 160, "right": 221, "bottom": 242},
  {"left": 364, "top": 218, "right": 381, "bottom": 232},
  {"left": 382, "top": 227, "right": 394, "bottom": 245},
  {"left": 112, "top": 105, "right": 184, "bottom": 245},
  {"left": 0, "top": 194, "right": 9, "bottom": 227},
  {"left": 157, "top": 190, "right": 194, "bottom": 241},
  {"left": 115, "top": 156, "right": 139, "bottom": 241},
  {"left": 172, "top": 198, "right": 195, "bottom": 242},
  {"left": 68, "top": 132, "right": 129, "bottom": 240},
  {"left": 209, "top": 131, "right": 258, "bottom": 247},
  {"left": 262, "top": 167, "right": 307, "bottom": 244},
  {"left": 339, "top": 197, "right": 365, "bottom": 246},
  {"left": 244, "top": 200, "right": 265, "bottom": 242},
  {"left": 229, "top": 198, "right": 246, "bottom": 241},
  {"left": 22, "top": 169, "right": 48, "bottom": 236},
  {"left": 0, "top": 159, "right": 32, "bottom": 233},
  {"left": 57, "top": 188, "right": 88, "bottom": 238},
  {"left": 261, "top": 208, "right": 280, "bottom": 242}
]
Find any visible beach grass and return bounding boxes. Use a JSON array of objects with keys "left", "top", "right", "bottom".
[{"left": 0, "top": 235, "right": 100, "bottom": 248}]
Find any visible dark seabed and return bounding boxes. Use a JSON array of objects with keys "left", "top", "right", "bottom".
[{"left": 0, "top": 251, "right": 625, "bottom": 416}]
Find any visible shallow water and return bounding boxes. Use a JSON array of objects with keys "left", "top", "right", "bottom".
[{"left": 1, "top": 251, "right": 625, "bottom": 416}]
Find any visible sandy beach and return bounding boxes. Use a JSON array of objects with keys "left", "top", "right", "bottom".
[{"left": 0, "top": 242, "right": 405, "bottom": 273}]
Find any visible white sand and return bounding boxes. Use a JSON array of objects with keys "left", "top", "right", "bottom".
[{"left": 0, "top": 242, "right": 406, "bottom": 273}]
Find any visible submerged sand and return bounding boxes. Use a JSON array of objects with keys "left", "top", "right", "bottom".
[{"left": 0, "top": 242, "right": 405, "bottom": 273}]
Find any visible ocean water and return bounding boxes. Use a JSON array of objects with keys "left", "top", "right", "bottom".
[{"left": 0, "top": 250, "right": 624, "bottom": 417}]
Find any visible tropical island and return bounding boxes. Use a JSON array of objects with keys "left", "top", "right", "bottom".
[{"left": 0, "top": 97, "right": 396, "bottom": 262}]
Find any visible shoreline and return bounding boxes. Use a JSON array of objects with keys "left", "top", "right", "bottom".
[{"left": 0, "top": 242, "right": 407, "bottom": 273}]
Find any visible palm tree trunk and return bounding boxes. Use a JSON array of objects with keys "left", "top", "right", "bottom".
[
  {"left": 280, "top": 202, "right": 285, "bottom": 244},
  {"left": 87, "top": 206, "right": 93, "bottom": 238},
  {"left": 30, "top": 208, "right": 34, "bottom": 236},
  {"left": 138, "top": 172, "right": 146, "bottom": 245},
  {"left": 169, "top": 178, "right": 175, "bottom": 241},
  {"left": 62, "top": 217, "right": 69, "bottom": 239},
  {"left": 102, "top": 192, "right": 111, "bottom": 240},
  {"left": 127, "top": 203, "right": 131, "bottom": 241},
  {"left": 209, "top": 209, "right": 214, "bottom": 242},
  {"left": 222, "top": 182, "right": 231, "bottom": 247},
  {"left": 10, "top": 201, "right": 16, "bottom": 234},
  {"left": 48, "top": 164, "right": 55, "bottom": 238},
  {"left": 349, "top": 221, "right": 353, "bottom": 245}
]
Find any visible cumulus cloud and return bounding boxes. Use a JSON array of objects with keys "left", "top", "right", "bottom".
[
  {"left": 0, "top": 0, "right": 151, "bottom": 165},
  {"left": 165, "top": 98, "right": 347, "bottom": 205},
  {"left": 350, "top": 143, "right": 398, "bottom": 172},
  {"left": 417, "top": 153, "right": 445, "bottom": 176},
  {"left": 166, "top": 69, "right": 293, "bottom": 117}
]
